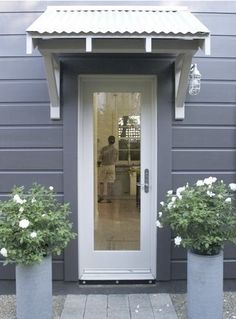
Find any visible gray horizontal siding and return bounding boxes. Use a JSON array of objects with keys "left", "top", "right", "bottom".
[
  {"left": 186, "top": 82, "right": 236, "bottom": 104},
  {"left": 173, "top": 150, "right": 236, "bottom": 171},
  {"left": 171, "top": 242, "right": 236, "bottom": 261},
  {"left": 0, "top": 149, "right": 63, "bottom": 170},
  {"left": 0, "top": 104, "right": 61, "bottom": 125},
  {"left": 0, "top": 1, "right": 45, "bottom": 13},
  {"left": 0, "top": 58, "right": 45, "bottom": 79},
  {"left": 0, "top": 80, "right": 49, "bottom": 102},
  {"left": 1, "top": 1, "right": 236, "bottom": 13},
  {"left": 171, "top": 6, "right": 236, "bottom": 280},
  {"left": 0, "top": 194, "right": 64, "bottom": 201},
  {"left": 172, "top": 172, "right": 236, "bottom": 190},
  {"left": 0, "top": 35, "right": 40, "bottom": 57},
  {"left": 171, "top": 241, "right": 236, "bottom": 279},
  {"left": 173, "top": 127, "right": 236, "bottom": 148},
  {"left": 0, "top": 261, "right": 64, "bottom": 280},
  {"left": 0, "top": 253, "right": 63, "bottom": 262},
  {"left": 0, "top": 12, "right": 42, "bottom": 34},
  {"left": 193, "top": 58, "right": 236, "bottom": 81},
  {"left": 0, "top": 172, "right": 63, "bottom": 193},
  {"left": 171, "top": 261, "right": 236, "bottom": 280},
  {"left": 196, "top": 13, "right": 236, "bottom": 36},
  {"left": 175, "top": 105, "right": 236, "bottom": 126},
  {"left": 0, "top": 127, "right": 63, "bottom": 148},
  {"left": 0, "top": 2, "right": 65, "bottom": 281},
  {"left": 196, "top": 36, "right": 236, "bottom": 58}
]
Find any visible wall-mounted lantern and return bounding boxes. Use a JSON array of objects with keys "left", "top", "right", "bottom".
[{"left": 189, "top": 63, "right": 201, "bottom": 95}]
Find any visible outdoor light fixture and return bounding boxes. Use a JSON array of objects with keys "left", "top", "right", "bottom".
[{"left": 189, "top": 63, "right": 201, "bottom": 95}]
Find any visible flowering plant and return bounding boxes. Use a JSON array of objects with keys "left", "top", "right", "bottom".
[
  {"left": 157, "top": 177, "right": 236, "bottom": 255},
  {"left": 0, "top": 184, "right": 76, "bottom": 265}
]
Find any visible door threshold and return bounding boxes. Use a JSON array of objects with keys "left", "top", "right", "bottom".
[
  {"left": 80, "top": 271, "right": 155, "bottom": 281},
  {"left": 79, "top": 279, "right": 156, "bottom": 285}
]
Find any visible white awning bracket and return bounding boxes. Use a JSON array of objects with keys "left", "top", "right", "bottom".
[
  {"left": 26, "top": 34, "right": 33, "bottom": 54},
  {"left": 86, "top": 37, "right": 92, "bottom": 52},
  {"left": 43, "top": 53, "right": 60, "bottom": 119},
  {"left": 175, "top": 53, "right": 194, "bottom": 120},
  {"left": 200, "top": 35, "right": 211, "bottom": 55},
  {"left": 145, "top": 37, "right": 152, "bottom": 53}
]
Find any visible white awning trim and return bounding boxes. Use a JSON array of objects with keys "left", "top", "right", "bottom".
[{"left": 26, "top": 5, "right": 210, "bottom": 120}]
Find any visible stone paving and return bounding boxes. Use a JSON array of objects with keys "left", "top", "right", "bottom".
[{"left": 60, "top": 293, "right": 178, "bottom": 319}]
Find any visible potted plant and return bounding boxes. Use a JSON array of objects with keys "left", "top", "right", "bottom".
[
  {"left": 0, "top": 183, "right": 76, "bottom": 319},
  {"left": 156, "top": 177, "right": 236, "bottom": 319}
]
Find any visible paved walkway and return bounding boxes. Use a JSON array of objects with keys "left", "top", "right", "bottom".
[{"left": 60, "top": 293, "right": 178, "bottom": 319}]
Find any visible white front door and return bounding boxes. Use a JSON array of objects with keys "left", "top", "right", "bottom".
[{"left": 78, "top": 75, "right": 157, "bottom": 280}]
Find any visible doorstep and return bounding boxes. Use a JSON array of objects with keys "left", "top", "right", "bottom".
[{"left": 60, "top": 293, "right": 178, "bottom": 319}]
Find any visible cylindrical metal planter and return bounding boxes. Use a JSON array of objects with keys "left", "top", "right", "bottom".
[
  {"left": 16, "top": 255, "right": 52, "bottom": 319},
  {"left": 187, "top": 250, "right": 223, "bottom": 319}
]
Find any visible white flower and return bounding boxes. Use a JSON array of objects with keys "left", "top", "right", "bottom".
[
  {"left": 49, "top": 186, "right": 54, "bottom": 191},
  {"left": 168, "top": 200, "right": 176, "bottom": 210},
  {"left": 22, "top": 199, "right": 27, "bottom": 204},
  {"left": 19, "top": 219, "right": 30, "bottom": 229},
  {"left": 167, "top": 190, "right": 173, "bottom": 195},
  {"left": 176, "top": 186, "right": 185, "bottom": 197},
  {"left": 196, "top": 180, "right": 204, "bottom": 186},
  {"left": 42, "top": 214, "right": 46, "bottom": 217},
  {"left": 19, "top": 207, "right": 24, "bottom": 213},
  {"left": 207, "top": 190, "right": 215, "bottom": 197},
  {"left": 167, "top": 196, "right": 177, "bottom": 209},
  {"left": 158, "top": 212, "right": 163, "bottom": 217},
  {"left": 160, "top": 201, "right": 164, "bottom": 207},
  {"left": 174, "top": 236, "right": 182, "bottom": 246},
  {"left": 229, "top": 183, "right": 236, "bottom": 191},
  {"left": 13, "top": 194, "right": 24, "bottom": 205},
  {"left": 13, "top": 194, "right": 21, "bottom": 202},
  {"left": 31, "top": 197, "right": 36, "bottom": 203},
  {"left": 156, "top": 220, "right": 163, "bottom": 228},
  {"left": 225, "top": 197, "right": 232, "bottom": 203},
  {"left": 0, "top": 248, "right": 7, "bottom": 257},
  {"left": 30, "top": 231, "right": 37, "bottom": 238},
  {"left": 204, "top": 176, "right": 217, "bottom": 185}
]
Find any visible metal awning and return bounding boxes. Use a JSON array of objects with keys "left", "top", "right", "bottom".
[{"left": 26, "top": 6, "right": 210, "bottom": 119}]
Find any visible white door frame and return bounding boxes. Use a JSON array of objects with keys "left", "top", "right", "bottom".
[{"left": 78, "top": 75, "right": 157, "bottom": 280}]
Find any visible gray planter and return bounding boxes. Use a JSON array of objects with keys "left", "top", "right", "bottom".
[
  {"left": 187, "top": 250, "right": 223, "bottom": 319},
  {"left": 16, "top": 255, "right": 52, "bottom": 319}
]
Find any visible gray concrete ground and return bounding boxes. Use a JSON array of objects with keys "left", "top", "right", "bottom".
[
  {"left": 0, "top": 294, "right": 177, "bottom": 319},
  {"left": 0, "top": 295, "right": 65, "bottom": 319},
  {"left": 60, "top": 294, "right": 178, "bottom": 319},
  {"left": 171, "top": 292, "right": 236, "bottom": 319},
  {"left": 0, "top": 280, "right": 236, "bottom": 319},
  {"left": 1, "top": 289, "right": 236, "bottom": 318}
]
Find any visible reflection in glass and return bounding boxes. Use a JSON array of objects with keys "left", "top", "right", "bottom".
[{"left": 94, "top": 93, "right": 141, "bottom": 251}]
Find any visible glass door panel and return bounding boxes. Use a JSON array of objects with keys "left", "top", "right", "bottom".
[{"left": 94, "top": 93, "right": 141, "bottom": 251}]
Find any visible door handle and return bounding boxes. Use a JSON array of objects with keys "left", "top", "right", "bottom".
[
  {"left": 144, "top": 168, "right": 149, "bottom": 193},
  {"left": 136, "top": 169, "right": 149, "bottom": 193}
]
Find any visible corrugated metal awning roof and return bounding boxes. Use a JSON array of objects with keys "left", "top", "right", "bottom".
[{"left": 27, "top": 6, "right": 209, "bottom": 38}]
